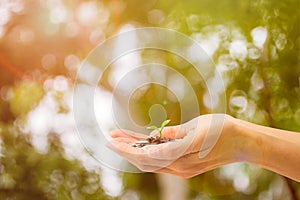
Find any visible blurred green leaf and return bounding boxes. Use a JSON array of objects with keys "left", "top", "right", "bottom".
[
  {"left": 161, "top": 119, "right": 171, "bottom": 129},
  {"left": 147, "top": 125, "right": 158, "bottom": 130}
]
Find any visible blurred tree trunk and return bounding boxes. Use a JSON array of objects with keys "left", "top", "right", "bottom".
[{"left": 156, "top": 174, "right": 188, "bottom": 200}]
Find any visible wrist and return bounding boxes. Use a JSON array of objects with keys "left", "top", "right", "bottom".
[
  {"left": 213, "top": 114, "right": 244, "bottom": 164},
  {"left": 230, "top": 117, "right": 265, "bottom": 164}
]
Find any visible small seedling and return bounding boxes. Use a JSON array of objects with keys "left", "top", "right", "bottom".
[
  {"left": 131, "top": 119, "right": 174, "bottom": 148},
  {"left": 147, "top": 119, "right": 171, "bottom": 138}
]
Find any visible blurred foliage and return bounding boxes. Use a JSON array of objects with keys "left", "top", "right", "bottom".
[
  {"left": 9, "top": 81, "right": 44, "bottom": 117},
  {"left": 122, "top": 173, "right": 160, "bottom": 200},
  {"left": 0, "top": 123, "right": 110, "bottom": 200},
  {"left": 0, "top": 0, "right": 299, "bottom": 200}
]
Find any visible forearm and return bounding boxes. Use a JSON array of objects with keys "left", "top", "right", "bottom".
[{"left": 232, "top": 118, "right": 300, "bottom": 181}]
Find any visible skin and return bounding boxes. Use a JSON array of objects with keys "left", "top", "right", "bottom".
[{"left": 107, "top": 114, "right": 300, "bottom": 182}]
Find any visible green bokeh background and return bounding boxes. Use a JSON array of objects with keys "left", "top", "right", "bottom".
[{"left": 0, "top": 0, "right": 299, "bottom": 199}]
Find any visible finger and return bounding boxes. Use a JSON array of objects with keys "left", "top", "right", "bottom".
[
  {"left": 139, "top": 152, "right": 203, "bottom": 173},
  {"left": 163, "top": 152, "right": 208, "bottom": 172},
  {"left": 111, "top": 137, "right": 137, "bottom": 144},
  {"left": 138, "top": 152, "right": 210, "bottom": 172},
  {"left": 133, "top": 153, "right": 203, "bottom": 178},
  {"left": 149, "top": 125, "right": 182, "bottom": 138},
  {"left": 106, "top": 141, "right": 147, "bottom": 169},
  {"left": 150, "top": 125, "right": 185, "bottom": 138},
  {"left": 107, "top": 140, "right": 179, "bottom": 171},
  {"left": 154, "top": 167, "right": 194, "bottom": 178},
  {"left": 141, "top": 165, "right": 176, "bottom": 174},
  {"left": 160, "top": 117, "right": 201, "bottom": 139},
  {"left": 152, "top": 166, "right": 197, "bottom": 179},
  {"left": 131, "top": 159, "right": 176, "bottom": 172},
  {"left": 106, "top": 141, "right": 159, "bottom": 171},
  {"left": 106, "top": 140, "right": 146, "bottom": 156},
  {"left": 146, "top": 132, "right": 197, "bottom": 160},
  {"left": 160, "top": 125, "right": 181, "bottom": 138},
  {"left": 109, "top": 129, "right": 148, "bottom": 139}
]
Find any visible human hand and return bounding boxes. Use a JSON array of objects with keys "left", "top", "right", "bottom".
[{"left": 107, "top": 114, "right": 236, "bottom": 178}]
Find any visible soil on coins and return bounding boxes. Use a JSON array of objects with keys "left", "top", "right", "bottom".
[{"left": 131, "top": 136, "right": 175, "bottom": 148}]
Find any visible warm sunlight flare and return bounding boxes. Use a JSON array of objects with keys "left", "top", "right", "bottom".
[{"left": 0, "top": 0, "right": 299, "bottom": 199}]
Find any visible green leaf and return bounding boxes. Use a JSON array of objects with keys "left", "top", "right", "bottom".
[
  {"left": 160, "top": 119, "right": 171, "bottom": 129},
  {"left": 147, "top": 125, "right": 158, "bottom": 130}
]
